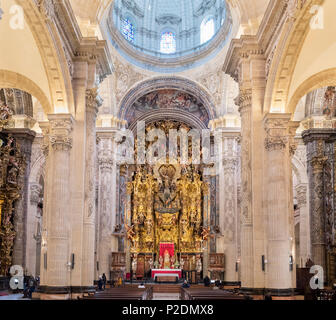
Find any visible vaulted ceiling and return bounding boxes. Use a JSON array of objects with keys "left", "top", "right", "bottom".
[{"left": 69, "top": 0, "right": 270, "bottom": 35}]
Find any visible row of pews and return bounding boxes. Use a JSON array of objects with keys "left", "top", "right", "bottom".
[
  {"left": 80, "top": 286, "right": 153, "bottom": 300},
  {"left": 181, "top": 286, "right": 252, "bottom": 300}
]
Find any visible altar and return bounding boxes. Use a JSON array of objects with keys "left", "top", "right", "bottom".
[
  {"left": 151, "top": 269, "right": 182, "bottom": 281},
  {"left": 124, "top": 127, "right": 210, "bottom": 279}
]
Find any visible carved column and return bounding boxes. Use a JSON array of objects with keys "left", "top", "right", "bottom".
[
  {"left": 96, "top": 131, "right": 118, "bottom": 280},
  {"left": 263, "top": 114, "right": 298, "bottom": 293},
  {"left": 236, "top": 89, "right": 254, "bottom": 289},
  {"left": 216, "top": 132, "right": 239, "bottom": 284},
  {"left": 40, "top": 114, "right": 73, "bottom": 297},
  {"left": 26, "top": 183, "right": 42, "bottom": 277},
  {"left": 81, "top": 89, "right": 101, "bottom": 287},
  {"left": 302, "top": 129, "right": 335, "bottom": 280},
  {"left": 296, "top": 184, "right": 310, "bottom": 266},
  {"left": 10, "top": 129, "right": 35, "bottom": 269},
  {"left": 38, "top": 121, "right": 50, "bottom": 287},
  {"left": 310, "top": 155, "right": 327, "bottom": 272}
]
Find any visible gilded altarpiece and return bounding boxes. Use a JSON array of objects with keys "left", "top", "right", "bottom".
[
  {"left": 0, "top": 105, "right": 25, "bottom": 275},
  {"left": 124, "top": 122, "right": 211, "bottom": 272}
]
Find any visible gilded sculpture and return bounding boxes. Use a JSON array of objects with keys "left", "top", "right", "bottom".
[
  {"left": 0, "top": 129, "right": 25, "bottom": 275},
  {"left": 127, "top": 162, "right": 208, "bottom": 256}
]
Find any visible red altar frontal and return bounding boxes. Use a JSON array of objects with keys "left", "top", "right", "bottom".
[{"left": 151, "top": 269, "right": 182, "bottom": 280}]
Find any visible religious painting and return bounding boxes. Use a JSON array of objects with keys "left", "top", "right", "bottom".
[{"left": 125, "top": 90, "right": 210, "bottom": 125}]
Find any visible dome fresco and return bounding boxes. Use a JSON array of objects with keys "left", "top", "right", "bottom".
[{"left": 108, "top": 0, "right": 232, "bottom": 72}]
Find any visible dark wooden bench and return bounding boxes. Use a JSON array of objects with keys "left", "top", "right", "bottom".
[
  {"left": 80, "top": 286, "right": 153, "bottom": 300},
  {"left": 181, "top": 287, "right": 251, "bottom": 300}
]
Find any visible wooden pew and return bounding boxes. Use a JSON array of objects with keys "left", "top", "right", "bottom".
[
  {"left": 81, "top": 286, "right": 153, "bottom": 300},
  {"left": 181, "top": 287, "right": 251, "bottom": 300}
]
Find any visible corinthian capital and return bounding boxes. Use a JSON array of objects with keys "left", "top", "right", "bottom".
[
  {"left": 264, "top": 113, "right": 292, "bottom": 152},
  {"left": 48, "top": 114, "right": 74, "bottom": 152},
  {"left": 86, "top": 88, "right": 103, "bottom": 114},
  {"left": 235, "top": 88, "right": 252, "bottom": 114}
]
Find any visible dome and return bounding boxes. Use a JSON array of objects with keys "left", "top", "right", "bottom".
[{"left": 107, "top": 0, "right": 232, "bottom": 72}]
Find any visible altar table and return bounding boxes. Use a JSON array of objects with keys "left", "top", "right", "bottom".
[{"left": 151, "top": 269, "right": 182, "bottom": 280}]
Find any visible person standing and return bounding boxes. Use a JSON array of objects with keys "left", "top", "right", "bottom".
[
  {"left": 98, "top": 276, "right": 103, "bottom": 291},
  {"left": 102, "top": 273, "right": 107, "bottom": 290}
]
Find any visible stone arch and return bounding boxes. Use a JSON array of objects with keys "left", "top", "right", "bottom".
[
  {"left": 0, "top": 70, "right": 52, "bottom": 114},
  {"left": 287, "top": 68, "right": 336, "bottom": 117},
  {"left": 118, "top": 76, "right": 217, "bottom": 125},
  {"left": 292, "top": 154, "right": 308, "bottom": 185},
  {"left": 15, "top": 0, "right": 74, "bottom": 114},
  {"left": 265, "top": 0, "right": 323, "bottom": 114}
]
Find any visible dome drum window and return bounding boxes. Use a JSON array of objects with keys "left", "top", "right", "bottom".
[{"left": 109, "top": 0, "right": 232, "bottom": 71}]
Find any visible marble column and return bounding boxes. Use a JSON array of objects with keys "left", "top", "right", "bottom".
[
  {"left": 40, "top": 114, "right": 73, "bottom": 296},
  {"left": 97, "top": 131, "right": 117, "bottom": 280},
  {"left": 11, "top": 128, "right": 35, "bottom": 270},
  {"left": 263, "top": 114, "right": 298, "bottom": 293},
  {"left": 81, "top": 89, "right": 101, "bottom": 287}
]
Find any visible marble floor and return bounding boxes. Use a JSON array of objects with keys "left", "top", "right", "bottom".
[{"left": 0, "top": 293, "right": 30, "bottom": 300}]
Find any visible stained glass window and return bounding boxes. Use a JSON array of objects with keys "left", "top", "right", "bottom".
[
  {"left": 122, "top": 18, "right": 135, "bottom": 43},
  {"left": 201, "top": 18, "right": 215, "bottom": 45},
  {"left": 160, "top": 32, "right": 176, "bottom": 54}
]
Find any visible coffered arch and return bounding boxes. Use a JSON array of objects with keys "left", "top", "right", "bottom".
[
  {"left": 264, "top": 0, "right": 323, "bottom": 114},
  {"left": 14, "top": 0, "right": 74, "bottom": 114}
]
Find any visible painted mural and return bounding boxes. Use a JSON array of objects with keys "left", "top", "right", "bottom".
[{"left": 126, "top": 89, "right": 210, "bottom": 125}]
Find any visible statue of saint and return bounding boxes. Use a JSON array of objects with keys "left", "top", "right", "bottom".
[
  {"left": 163, "top": 250, "right": 171, "bottom": 269},
  {"left": 170, "top": 255, "right": 175, "bottom": 269},
  {"left": 159, "top": 255, "right": 163, "bottom": 269},
  {"left": 196, "top": 257, "right": 202, "bottom": 273},
  {"left": 154, "top": 166, "right": 181, "bottom": 248},
  {"left": 132, "top": 256, "right": 137, "bottom": 272},
  {"left": 149, "top": 258, "right": 154, "bottom": 270},
  {"left": 180, "top": 258, "right": 185, "bottom": 270}
]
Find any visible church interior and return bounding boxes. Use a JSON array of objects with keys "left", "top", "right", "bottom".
[{"left": 0, "top": 0, "right": 336, "bottom": 301}]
